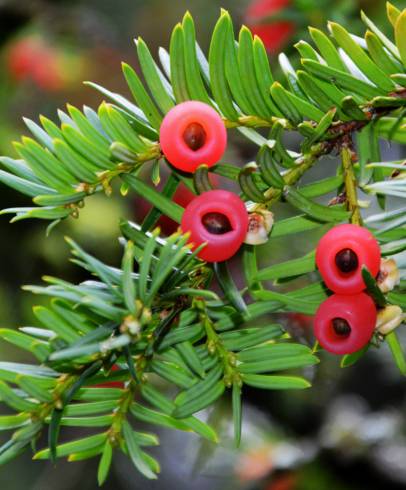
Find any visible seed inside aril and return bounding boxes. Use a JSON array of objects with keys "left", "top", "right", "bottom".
[
  {"left": 202, "top": 212, "right": 232, "bottom": 235},
  {"left": 332, "top": 317, "right": 351, "bottom": 337},
  {"left": 335, "top": 248, "right": 358, "bottom": 273},
  {"left": 183, "top": 123, "right": 206, "bottom": 151}
]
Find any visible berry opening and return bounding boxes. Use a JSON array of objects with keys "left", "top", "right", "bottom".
[
  {"left": 202, "top": 212, "right": 233, "bottom": 235},
  {"left": 183, "top": 123, "right": 206, "bottom": 151},
  {"left": 332, "top": 317, "right": 351, "bottom": 338},
  {"left": 335, "top": 248, "right": 359, "bottom": 273}
]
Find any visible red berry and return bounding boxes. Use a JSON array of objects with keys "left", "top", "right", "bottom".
[
  {"left": 315, "top": 224, "right": 381, "bottom": 295},
  {"left": 7, "top": 38, "right": 40, "bottom": 80},
  {"left": 7, "top": 37, "right": 63, "bottom": 91},
  {"left": 160, "top": 101, "right": 227, "bottom": 173},
  {"left": 181, "top": 190, "right": 248, "bottom": 262},
  {"left": 314, "top": 293, "right": 377, "bottom": 355},
  {"left": 244, "top": 0, "right": 294, "bottom": 53}
]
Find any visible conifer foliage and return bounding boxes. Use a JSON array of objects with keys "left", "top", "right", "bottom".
[{"left": 0, "top": 5, "right": 405, "bottom": 484}]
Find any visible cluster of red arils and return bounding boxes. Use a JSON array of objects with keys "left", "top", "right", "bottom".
[
  {"left": 159, "top": 101, "right": 249, "bottom": 263},
  {"left": 314, "top": 224, "right": 381, "bottom": 355}
]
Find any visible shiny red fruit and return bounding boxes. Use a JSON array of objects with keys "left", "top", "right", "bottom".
[
  {"left": 244, "top": 0, "right": 294, "bottom": 53},
  {"left": 181, "top": 190, "right": 248, "bottom": 262},
  {"left": 314, "top": 293, "right": 377, "bottom": 355},
  {"left": 160, "top": 101, "right": 227, "bottom": 173},
  {"left": 315, "top": 224, "right": 381, "bottom": 295}
]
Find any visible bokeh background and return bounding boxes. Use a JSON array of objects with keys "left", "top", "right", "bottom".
[{"left": 0, "top": 0, "right": 405, "bottom": 489}]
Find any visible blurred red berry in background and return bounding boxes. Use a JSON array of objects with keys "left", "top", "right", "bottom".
[
  {"left": 244, "top": 0, "right": 294, "bottom": 53},
  {"left": 7, "top": 37, "right": 63, "bottom": 91},
  {"left": 6, "top": 35, "right": 86, "bottom": 92}
]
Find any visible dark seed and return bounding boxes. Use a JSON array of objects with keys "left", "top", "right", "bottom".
[
  {"left": 202, "top": 212, "right": 232, "bottom": 235},
  {"left": 332, "top": 317, "right": 351, "bottom": 337},
  {"left": 183, "top": 123, "right": 206, "bottom": 151},
  {"left": 335, "top": 248, "right": 358, "bottom": 273}
]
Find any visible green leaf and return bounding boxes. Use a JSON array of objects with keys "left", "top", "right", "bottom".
[
  {"left": 361, "top": 266, "right": 387, "bottom": 307},
  {"left": 270, "top": 83, "right": 302, "bottom": 125},
  {"left": 253, "top": 289, "right": 318, "bottom": 315},
  {"left": 122, "top": 240, "right": 137, "bottom": 314},
  {"left": 271, "top": 214, "right": 325, "bottom": 237},
  {"left": 257, "top": 145, "right": 285, "bottom": 188},
  {"left": 387, "top": 2, "right": 401, "bottom": 26},
  {"left": 219, "top": 325, "right": 283, "bottom": 351},
  {"left": 238, "top": 163, "right": 266, "bottom": 202},
  {"left": 53, "top": 139, "right": 98, "bottom": 183},
  {"left": 61, "top": 124, "right": 113, "bottom": 170},
  {"left": 98, "top": 442, "right": 113, "bottom": 486},
  {"left": 214, "top": 261, "right": 247, "bottom": 313},
  {"left": 174, "top": 364, "right": 223, "bottom": 408},
  {"left": 170, "top": 23, "right": 190, "bottom": 103},
  {"left": 365, "top": 31, "right": 403, "bottom": 75},
  {"left": 252, "top": 36, "right": 281, "bottom": 116},
  {"left": 209, "top": 11, "right": 240, "bottom": 120},
  {"left": 302, "top": 59, "right": 384, "bottom": 99},
  {"left": 150, "top": 360, "right": 195, "bottom": 389},
  {"left": 238, "top": 26, "right": 271, "bottom": 118},
  {"left": 33, "top": 306, "right": 80, "bottom": 344},
  {"left": 0, "top": 170, "right": 55, "bottom": 198},
  {"left": 98, "top": 103, "right": 148, "bottom": 153},
  {"left": 176, "top": 341, "right": 205, "bottom": 378},
  {"left": 48, "top": 360, "right": 103, "bottom": 462},
  {"left": 309, "top": 27, "right": 347, "bottom": 71},
  {"left": 17, "top": 376, "right": 53, "bottom": 403},
  {"left": 299, "top": 175, "right": 344, "bottom": 198},
  {"left": 122, "top": 62, "right": 163, "bottom": 129},
  {"left": 34, "top": 433, "right": 107, "bottom": 460},
  {"left": 15, "top": 139, "right": 74, "bottom": 192},
  {"left": 66, "top": 105, "right": 111, "bottom": 150},
  {"left": 140, "top": 384, "right": 218, "bottom": 442},
  {"left": 232, "top": 381, "right": 242, "bottom": 447},
  {"left": 123, "top": 175, "right": 183, "bottom": 223},
  {"left": 301, "top": 108, "right": 337, "bottom": 151},
  {"left": 65, "top": 400, "right": 119, "bottom": 416},
  {"left": 256, "top": 251, "right": 315, "bottom": 281},
  {"left": 329, "top": 22, "right": 395, "bottom": 91},
  {"left": 0, "top": 413, "right": 30, "bottom": 431},
  {"left": 0, "top": 381, "right": 38, "bottom": 411},
  {"left": 241, "top": 374, "right": 310, "bottom": 390},
  {"left": 0, "top": 329, "right": 50, "bottom": 362},
  {"left": 85, "top": 83, "right": 158, "bottom": 140},
  {"left": 182, "top": 12, "right": 212, "bottom": 104},
  {"left": 122, "top": 421, "right": 158, "bottom": 479},
  {"left": 395, "top": 10, "right": 406, "bottom": 68},
  {"left": 135, "top": 38, "right": 175, "bottom": 114},
  {"left": 340, "top": 345, "right": 369, "bottom": 368},
  {"left": 173, "top": 381, "right": 225, "bottom": 419},
  {"left": 361, "top": 10, "right": 400, "bottom": 60},
  {"left": 238, "top": 353, "right": 318, "bottom": 374},
  {"left": 386, "top": 331, "right": 406, "bottom": 376},
  {"left": 130, "top": 403, "right": 191, "bottom": 432},
  {"left": 141, "top": 173, "right": 180, "bottom": 232},
  {"left": 283, "top": 186, "right": 349, "bottom": 222}
]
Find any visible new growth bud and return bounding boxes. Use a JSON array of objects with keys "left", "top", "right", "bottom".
[
  {"left": 244, "top": 210, "right": 274, "bottom": 245},
  {"left": 377, "top": 258, "right": 400, "bottom": 293},
  {"left": 375, "top": 305, "right": 405, "bottom": 335}
]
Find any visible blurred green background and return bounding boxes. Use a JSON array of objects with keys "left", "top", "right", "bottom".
[{"left": 0, "top": 0, "right": 405, "bottom": 489}]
